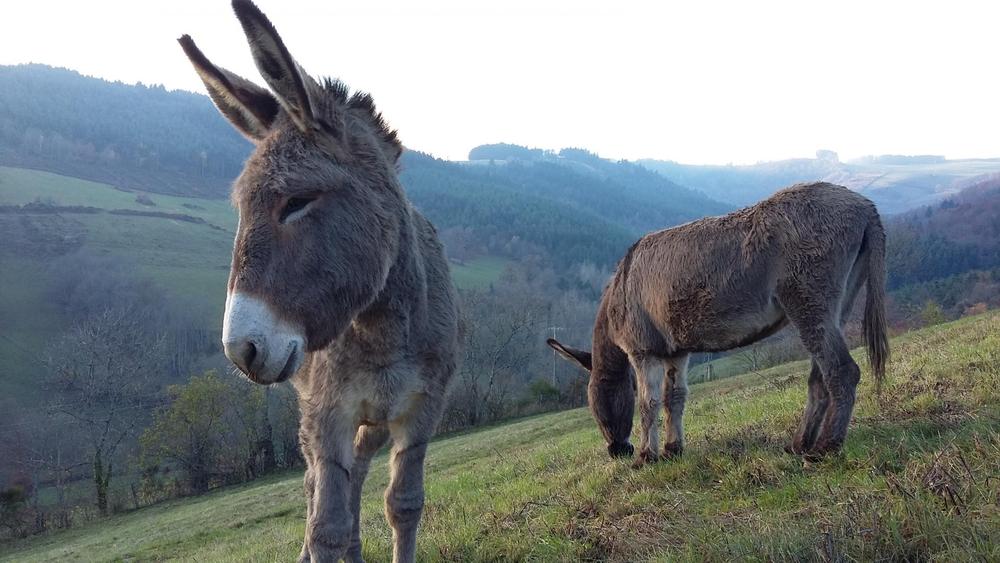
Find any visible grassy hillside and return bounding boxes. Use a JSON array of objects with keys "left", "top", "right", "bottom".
[{"left": 4, "top": 312, "right": 997, "bottom": 562}]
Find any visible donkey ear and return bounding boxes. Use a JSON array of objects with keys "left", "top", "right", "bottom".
[
  {"left": 178, "top": 35, "right": 279, "bottom": 141},
  {"left": 231, "top": 0, "right": 317, "bottom": 134},
  {"left": 547, "top": 338, "right": 593, "bottom": 372}
]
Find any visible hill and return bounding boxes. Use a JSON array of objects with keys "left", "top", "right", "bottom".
[
  {"left": 884, "top": 175, "right": 1000, "bottom": 320},
  {"left": 464, "top": 144, "right": 730, "bottom": 235},
  {"left": 4, "top": 312, "right": 997, "bottom": 561},
  {"left": 0, "top": 65, "right": 727, "bottom": 271},
  {"left": 0, "top": 64, "right": 250, "bottom": 197},
  {"left": 640, "top": 154, "right": 1000, "bottom": 214}
]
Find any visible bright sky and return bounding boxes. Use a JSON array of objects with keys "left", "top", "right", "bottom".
[{"left": 3, "top": 0, "right": 997, "bottom": 164}]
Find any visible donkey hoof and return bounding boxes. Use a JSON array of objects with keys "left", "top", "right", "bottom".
[
  {"left": 632, "top": 449, "right": 659, "bottom": 468},
  {"left": 345, "top": 545, "right": 365, "bottom": 563},
  {"left": 803, "top": 441, "right": 842, "bottom": 462},
  {"left": 785, "top": 441, "right": 804, "bottom": 456},
  {"left": 608, "top": 442, "right": 634, "bottom": 459},
  {"left": 662, "top": 442, "right": 683, "bottom": 459},
  {"left": 802, "top": 451, "right": 828, "bottom": 463},
  {"left": 307, "top": 523, "right": 351, "bottom": 563}
]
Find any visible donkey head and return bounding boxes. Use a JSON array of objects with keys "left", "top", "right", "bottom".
[
  {"left": 180, "top": 0, "right": 406, "bottom": 384},
  {"left": 547, "top": 338, "right": 635, "bottom": 459}
]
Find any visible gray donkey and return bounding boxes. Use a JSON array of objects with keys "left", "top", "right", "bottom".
[
  {"left": 549, "top": 182, "right": 888, "bottom": 465},
  {"left": 179, "top": 2, "right": 461, "bottom": 561}
]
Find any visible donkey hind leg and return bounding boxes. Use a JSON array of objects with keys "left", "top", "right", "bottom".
[
  {"left": 787, "top": 360, "right": 829, "bottom": 454},
  {"left": 794, "top": 256, "right": 866, "bottom": 457},
  {"left": 662, "top": 354, "right": 690, "bottom": 458},
  {"left": 632, "top": 355, "right": 665, "bottom": 466},
  {"left": 345, "top": 425, "right": 390, "bottom": 563},
  {"left": 808, "top": 326, "right": 860, "bottom": 456}
]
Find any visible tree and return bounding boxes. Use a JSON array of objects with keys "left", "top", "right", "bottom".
[
  {"left": 735, "top": 343, "right": 766, "bottom": 373},
  {"left": 139, "top": 373, "right": 228, "bottom": 494},
  {"left": 527, "top": 379, "right": 560, "bottom": 406},
  {"left": 453, "top": 288, "right": 543, "bottom": 426},
  {"left": 139, "top": 372, "right": 269, "bottom": 494},
  {"left": 920, "top": 300, "right": 946, "bottom": 327},
  {"left": 48, "top": 307, "right": 165, "bottom": 514}
]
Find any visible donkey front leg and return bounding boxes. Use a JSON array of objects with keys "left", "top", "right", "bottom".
[
  {"left": 632, "top": 355, "right": 665, "bottom": 466},
  {"left": 298, "top": 434, "right": 317, "bottom": 563},
  {"left": 302, "top": 413, "right": 357, "bottom": 563},
  {"left": 299, "top": 465, "right": 315, "bottom": 563},
  {"left": 662, "top": 354, "right": 689, "bottom": 458},
  {"left": 345, "top": 425, "right": 390, "bottom": 563}
]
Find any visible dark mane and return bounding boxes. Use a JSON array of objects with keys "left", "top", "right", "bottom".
[{"left": 318, "top": 77, "right": 401, "bottom": 156}]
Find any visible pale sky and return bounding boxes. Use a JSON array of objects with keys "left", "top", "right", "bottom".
[{"left": 3, "top": 0, "right": 997, "bottom": 164}]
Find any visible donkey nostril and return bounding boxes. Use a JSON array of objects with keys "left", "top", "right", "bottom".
[
  {"left": 243, "top": 341, "right": 257, "bottom": 371},
  {"left": 225, "top": 339, "right": 259, "bottom": 375}
]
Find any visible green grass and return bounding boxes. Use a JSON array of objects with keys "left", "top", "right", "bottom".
[
  {"left": 4, "top": 312, "right": 998, "bottom": 562},
  {"left": 449, "top": 256, "right": 510, "bottom": 289},
  {"left": 688, "top": 353, "right": 747, "bottom": 383},
  {"left": 0, "top": 166, "right": 236, "bottom": 228}
]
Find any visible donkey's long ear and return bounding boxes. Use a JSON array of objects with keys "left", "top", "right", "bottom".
[
  {"left": 178, "top": 35, "right": 279, "bottom": 141},
  {"left": 231, "top": 0, "right": 317, "bottom": 134},
  {"left": 547, "top": 338, "right": 593, "bottom": 372}
]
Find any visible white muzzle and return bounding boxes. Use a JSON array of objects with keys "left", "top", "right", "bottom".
[{"left": 222, "top": 292, "right": 305, "bottom": 384}]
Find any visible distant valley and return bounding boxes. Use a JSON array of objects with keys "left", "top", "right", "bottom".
[{"left": 640, "top": 153, "right": 1000, "bottom": 214}]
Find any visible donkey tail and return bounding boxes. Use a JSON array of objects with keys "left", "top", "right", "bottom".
[{"left": 863, "top": 214, "right": 889, "bottom": 394}]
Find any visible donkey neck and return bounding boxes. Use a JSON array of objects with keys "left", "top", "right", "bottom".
[
  {"left": 591, "top": 301, "right": 630, "bottom": 384},
  {"left": 347, "top": 204, "right": 426, "bottom": 351}
]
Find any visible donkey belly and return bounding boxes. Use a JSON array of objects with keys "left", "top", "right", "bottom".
[{"left": 670, "top": 297, "right": 788, "bottom": 353}]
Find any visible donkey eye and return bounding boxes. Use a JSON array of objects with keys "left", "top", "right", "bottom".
[{"left": 279, "top": 196, "right": 316, "bottom": 224}]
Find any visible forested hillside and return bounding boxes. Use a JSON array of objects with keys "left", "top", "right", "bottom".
[
  {"left": 884, "top": 175, "right": 1000, "bottom": 321},
  {"left": 465, "top": 144, "right": 729, "bottom": 234},
  {"left": 0, "top": 64, "right": 249, "bottom": 196}
]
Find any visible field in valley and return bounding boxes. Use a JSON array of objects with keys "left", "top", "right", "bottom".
[{"left": 3, "top": 312, "right": 997, "bottom": 562}]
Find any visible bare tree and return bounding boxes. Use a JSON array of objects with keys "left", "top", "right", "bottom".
[
  {"left": 734, "top": 342, "right": 766, "bottom": 374},
  {"left": 454, "top": 289, "right": 542, "bottom": 426},
  {"left": 48, "top": 307, "right": 165, "bottom": 514}
]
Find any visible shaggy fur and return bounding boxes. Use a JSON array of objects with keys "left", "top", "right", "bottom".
[
  {"left": 180, "top": 2, "right": 460, "bottom": 561},
  {"left": 550, "top": 182, "right": 888, "bottom": 464}
]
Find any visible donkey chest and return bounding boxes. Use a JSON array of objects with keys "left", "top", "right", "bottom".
[{"left": 304, "top": 359, "right": 428, "bottom": 427}]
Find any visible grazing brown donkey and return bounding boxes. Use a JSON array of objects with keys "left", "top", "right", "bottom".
[
  {"left": 179, "top": 2, "right": 461, "bottom": 561},
  {"left": 549, "top": 182, "right": 888, "bottom": 465}
]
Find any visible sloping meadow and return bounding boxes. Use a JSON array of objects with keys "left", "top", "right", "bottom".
[{"left": 3, "top": 313, "right": 998, "bottom": 562}]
